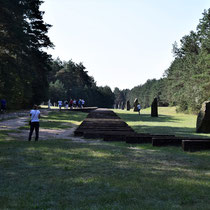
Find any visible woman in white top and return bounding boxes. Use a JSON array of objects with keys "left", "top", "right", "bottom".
[{"left": 28, "top": 105, "right": 40, "bottom": 141}]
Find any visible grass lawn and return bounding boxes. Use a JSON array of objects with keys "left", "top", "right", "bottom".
[
  {"left": 0, "top": 108, "right": 210, "bottom": 209},
  {"left": 114, "top": 107, "right": 210, "bottom": 138},
  {"left": 19, "top": 111, "right": 88, "bottom": 130},
  {"left": 40, "top": 111, "right": 88, "bottom": 129}
]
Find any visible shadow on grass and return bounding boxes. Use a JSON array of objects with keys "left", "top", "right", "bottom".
[
  {"left": 0, "top": 140, "right": 210, "bottom": 209},
  {"left": 132, "top": 125, "right": 210, "bottom": 138},
  {"left": 40, "top": 121, "right": 72, "bottom": 129},
  {"left": 18, "top": 121, "right": 72, "bottom": 130},
  {"left": 117, "top": 113, "right": 180, "bottom": 123},
  {"left": 47, "top": 111, "right": 87, "bottom": 122}
]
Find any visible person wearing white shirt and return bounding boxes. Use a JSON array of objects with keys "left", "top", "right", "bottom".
[
  {"left": 58, "top": 100, "right": 62, "bottom": 111},
  {"left": 28, "top": 105, "right": 40, "bottom": 141},
  {"left": 137, "top": 103, "right": 141, "bottom": 115},
  {"left": 81, "top": 99, "right": 85, "bottom": 108}
]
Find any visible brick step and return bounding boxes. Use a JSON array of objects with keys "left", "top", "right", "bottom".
[
  {"left": 84, "top": 131, "right": 135, "bottom": 139},
  {"left": 87, "top": 116, "right": 120, "bottom": 119},
  {"left": 152, "top": 137, "right": 210, "bottom": 147},
  {"left": 74, "top": 128, "right": 134, "bottom": 136},
  {"left": 103, "top": 132, "right": 143, "bottom": 142},
  {"left": 76, "top": 127, "right": 134, "bottom": 132},
  {"left": 126, "top": 134, "right": 175, "bottom": 144},
  {"left": 182, "top": 140, "right": 210, "bottom": 151},
  {"left": 78, "top": 125, "right": 130, "bottom": 129}
]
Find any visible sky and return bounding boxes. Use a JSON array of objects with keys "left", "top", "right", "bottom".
[{"left": 41, "top": 0, "right": 210, "bottom": 90}]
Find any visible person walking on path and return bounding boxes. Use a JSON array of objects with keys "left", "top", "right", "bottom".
[
  {"left": 58, "top": 100, "right": 62, "bottom": 111},
  {"left": 137, "top": 103, "right": 141, "bottom": 115},
  {"left": 28, "top": 105, "right": 40, "bottom": 141}
]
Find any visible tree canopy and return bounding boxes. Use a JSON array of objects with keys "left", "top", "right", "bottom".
[
  {"left": 1, "top": 3, "right": 209, "bottom": 112},
  {"left": 49, "top": 59, "right": 115, "bottom": 108},
  {"left": 114, "top": 9, "right": 210, "bottom": 113},
  {"left": 0, "top": 0, "right": 114, "bottom": 109},
  {"left": 0, "top": 0, "right": 53, "bottom": 108}
]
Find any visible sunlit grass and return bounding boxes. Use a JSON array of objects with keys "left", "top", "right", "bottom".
[
  {"left": 0, "top": 139, "right": 210, "bottom": 209},
  {"left": 1, "top": 108, "right": 210, "bottom": 209},
  {"left": 19, "top": 110, "right": 87, "bottom": 130},
  {"left": 114, "top": 107, "right": 210, "bottom": 138}
]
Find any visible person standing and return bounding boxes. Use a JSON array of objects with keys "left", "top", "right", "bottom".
[
  {"left": 69, "top": 99, "right": 73, "bottom": 109},
  {"left": 73, "top": 99, "right": 76, "bottom": 108},
  {"left": 58, "top": 100, "right": 62, "bottom": 111},
  {"left": 28, "top": 105, "right": 40, "bottom": 141},
  {"left": 64, "top": 100, "right": 68, "bottom": 109},
  {"left": 78, "top": 99, "right": 82, "bottom": 108},
  {"left": 137, "top": 103, "right": 141, "bottom": 115},
  {"left": 81, "top": 99, "right": 85, "bottom": 108},
  {"left": 48, "top": 99, "right": 51, "bottom": 109}
]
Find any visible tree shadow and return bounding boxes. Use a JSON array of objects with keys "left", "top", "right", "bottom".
[
  {"left": 47, "top": 111, "right": 87, "bottom": 122},
  {"left": 117, "top": 113, "right": 180, "bottom": 123},
  {"left": 1, "top": 140, "right": 210, "bottom": 209},
  {"left": 132, "top": 125, "right": 210, "bottom": 138}
]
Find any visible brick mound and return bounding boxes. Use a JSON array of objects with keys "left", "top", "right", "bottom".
[
  {"left": 74, "top": 109, "right": 135, "bottom": 138},
  {"left": 74, "top": 108, "right": 210, "bottom": 152}
]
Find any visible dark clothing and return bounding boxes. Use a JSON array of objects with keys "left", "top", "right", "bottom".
[
  {"left": 1, "top": 99, "right": 6, "bottom": 111},
  {"left": 28, "top": 122, "right": 39, "bottom": 141}
]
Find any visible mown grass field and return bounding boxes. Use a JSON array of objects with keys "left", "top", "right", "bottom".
[
  {"left": 0, "top": 108, "right": 210, "bottom": 209},
  {"left": 114, "top": 107, "right": 210, "bottom": 138},
  {"left": 19, "top": 111, "right": 88, "bottom": 130}
]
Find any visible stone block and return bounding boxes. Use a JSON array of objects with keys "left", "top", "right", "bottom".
[{"left": 196, "top": 101, "right": 210, "bottom": 133}]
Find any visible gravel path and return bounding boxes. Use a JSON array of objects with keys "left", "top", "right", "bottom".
[{"left": 0, "top": 111, "right": 94, "bottom": 142}]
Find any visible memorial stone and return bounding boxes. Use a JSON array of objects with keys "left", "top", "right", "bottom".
[
  {"left": 127, "top": 100, "right": 130, "bottom": 111},
  {"left": 48, "top": 99, "right": 51, "bottom": 109},
  {"left": 196, "top": 101, "right": 210, "bottom": 133},
  {"left": 151, "top": 97, "right": 158, "bottom": 117}
]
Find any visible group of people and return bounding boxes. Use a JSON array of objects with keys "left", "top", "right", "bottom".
[
  {"left": 28, "top": 98, "right": 86, "bottom": 140},
  {"left": 28, "top": 100, "right": 139, "bottom": 141},
  {"left": 58, "top": 99, "right": 85, "bottom": 110}
]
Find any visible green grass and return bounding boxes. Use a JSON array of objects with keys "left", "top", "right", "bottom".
[
  {"left": 0, "top": 140, "right": 210, "bottom": 209},
  {"left": 41, "top": 111, "right": 88, "bottom": 128},
  {"left": 114, "top": 107, "right": 210, "bottom": 138},
  {"left": 19, "top": 111, "right": 88, "bottom": 130},
  {"left": 1, "top": 108, "right": 210, "bottom": 209},
  {"left": 0, "top": 130, "right": 10, "bottom": 140}
]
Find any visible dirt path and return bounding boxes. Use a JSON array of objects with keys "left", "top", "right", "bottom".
[{"left": 0, "top": 112, "right": 95, "bottom": 143}]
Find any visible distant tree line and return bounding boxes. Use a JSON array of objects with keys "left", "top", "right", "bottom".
[
  {"left": 114, "top": 9, "right": 210, "bottom": 113},
  {"left": 0, "top": 0, "right": 114, "bottom": 109},
  {"left": 49, "top": 59, "right": 115, "bottom": 108},
  {"left": 1, "top": 2, "right": 209, "bottom": 112}
]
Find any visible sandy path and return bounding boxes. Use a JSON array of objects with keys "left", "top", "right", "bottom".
[{"left": 0, "top": 114, "right": 95, "bottom": 143}]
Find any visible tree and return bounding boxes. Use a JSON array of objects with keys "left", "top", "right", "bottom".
[
  {"left": 0, "top": 0, "right": 53, "bottom": 108},
  {"left": 49, "top": 80, "right": 66, "bottom": 103}
]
